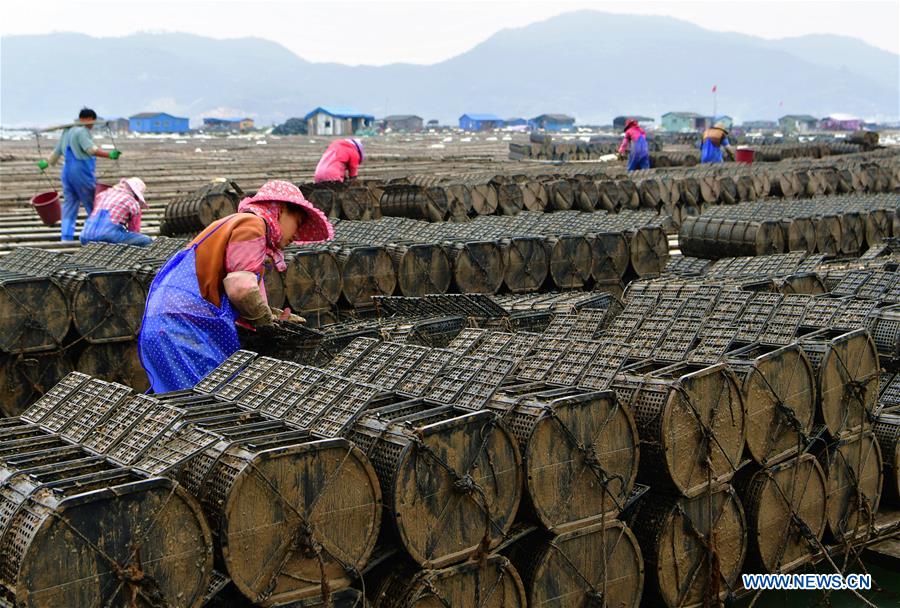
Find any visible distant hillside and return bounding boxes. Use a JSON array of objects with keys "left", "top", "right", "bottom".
[{"left": 1, "top": 11, "right": 897, "bottom": 126}]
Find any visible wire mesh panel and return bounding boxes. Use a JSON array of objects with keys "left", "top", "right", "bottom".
[
  {"left": 703, "top": 290, "right": 752, "bottom": 328},
  {"left": 192, "top": 350, "right": 257, "bottom": 395},
  {"left": 542, "top": 313, "right": 578, "bottom": 340},
  {"left": 758, "top": 295, "right": 810, "bottom": 346},
  {"left": 545, "top": 339, "right": 604, "bottom": 386},
  {"left": 81, "top": 394, "right": 160, "bottom": 454},
  {"left": 653, "top": 317, "right": 703, "bottom": 363},
  {"left": 735, "top": 293, "right": 783, "bottom": 343},
  {"left": 831, "top": 270, "right": 873, "bottom": 297},
  {"left": 237, "top": 361, "right": 304, "bottom": 410},
  {"left": 309, "top": 382, "right": 380, "bottom": 438},
  {"left": 454, "top": 357, "right": 516, "bottom": 410},
  {"left": 214, "top": 356, "right": 281, "bottom": 403},
  {"left": 690, "top": 326, "right": 741, "bottom": 365},
  {"left": 258, "top": 366, "right": 326, "bottom": 419},
  {"left": 504, "top": 332, "right": 541, "bottom": 362},
  {"left": 282, "top": 374, "right": 349, "bottom": 429},
  {"left": 347, "top": 342, "right": 405, "bottom": 382},
  {"left": 579, "top": 341, "right": 634, "bottom": 390},
  {"left": 20, "top": 372, "right": 91, "bottom": 424},
  {"left": 134, "top": 424, "right": 222, "bottom": 475},
  {"left": 568, "top": 309, "right": 615, "bottom": 341},
  {"left": 45, "top": 380, "right": 131, "bottom": 436},
  {"left": 395, "top": 349, "right": 458, "bottom": 397},
  {"left": 324, "top": 337, "right": 380, "bottom": 375},
  {"left": 369, "top": 344, "right": 431, "bottom": 392},
  {"left": 801, "top": 297, "right": 843, "bottom": 329},
  {"left": 470, "top": 332, "right": 515, "bottom": 357},
  {"left": 424, "top": 356, "right": 483, "bottom": 404},
  {"left": 446, "top": 328, "right": 489, "bottom": 355},
  {"left": 856, "top": 271, "right": 899, "bottom": 301},
  {"left": 832, "top": 299, "right": 880, "bottom": 331},
  {"left": 106, "top": 404, "right": 183, "bottom": 466},
  {"left": 517, "top": 339, "right": 572, "bottom": 382}
]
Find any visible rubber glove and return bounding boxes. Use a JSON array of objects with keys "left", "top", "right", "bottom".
[
  {"left": 37, "top": 160, "right": 49, "bottom": 171},
  {"left": 272, "top": 307, "right": 306, "bottom": 324},
  {"left": 109, "top": 150, "right": 121, "bottom": 160}
]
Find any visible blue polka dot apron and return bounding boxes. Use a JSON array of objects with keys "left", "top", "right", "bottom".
[
  {"left": 138, "top": 219, "right": 240, "bottom": 392},
  {"left": 627, "top": 134, "right": 651, "bottom": 171}
]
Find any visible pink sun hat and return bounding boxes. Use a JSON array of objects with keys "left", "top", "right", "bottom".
[{"left": 240, "top": 180, "right": 334, "bottom": 243}]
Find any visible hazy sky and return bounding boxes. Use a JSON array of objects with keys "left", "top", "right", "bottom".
[{"left": 1, "top": 0, "right": 897, "bottom": 64}]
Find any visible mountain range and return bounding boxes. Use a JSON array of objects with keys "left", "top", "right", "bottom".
[{"left": 1, "top": 10, "right": 898, "bottom": 126}]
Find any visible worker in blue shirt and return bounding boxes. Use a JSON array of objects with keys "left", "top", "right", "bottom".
[
  {"left": 37, "top": 108, "right": 121, "bottom": 241},
  {"left": 700, "top": 122, "right": 735, "bottom": 164}
]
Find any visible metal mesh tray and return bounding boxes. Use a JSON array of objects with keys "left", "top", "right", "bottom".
[{"left": 194, "top": 350, "right": 256, "bottom": 395}]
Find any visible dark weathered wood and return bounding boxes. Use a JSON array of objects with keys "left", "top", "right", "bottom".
[
  {"left": 873, "top": 414, "right": 900, "bottom": 506},
  {"left": 389, "top": 244, "right": 452, "bottom": 297},
  {"left": 159, "top": 180, "right": 242, "bottom": 236},
  {"left": 447, "top": 241, "right": 505, "bottom": 295},
  {"left": 735, "top": 453, "right": 827, "bottom": 573},
  {"left": 284, "top": 247, "right": 343, "bottom": 312},
  {"left": 500, "top": 237, "right": 549, "bottom": 294},
  {"left": 0, "top": 472, "right": 213, "bottom": 608},
  {"left": 821, "top": 431, "right": 883, "bottom": 542},
  {"left": 0, "top": 351, "right": 74, "bottom": 417},
  {"left": 728, "top": 344, "right": 816, "bottom": 466},
  {"left": 0, "top": 275, "right": 70, "bottom": 354},
  {"left": 680, "top": 217, "right": 785, "bottom": 259},
  {"left": 349, "top": 406, "right": 522, "bottom": 568},
  {"left": 53, "top": 270, "right": 146, "bottom": 343},
  {"left": 815, "top": 215, "right": 843, "bottom": 254},
  {"left": 507, "top": 520, "right": 643, "bottom": 608},
  {"left": 630, "top": 486, "right": 746, "bottom": 608},
  {"left": 370, "top": 553, "right": 526, "bottom": 608},
  {"left": 546, "top": 236, "right": 593, "bottom": 290},
  {"left": 801, "top": 329, "right": 880, "bottom": 438},
  {"left": 610, "top": 364, "right": 745, "bottom": 497},
  {"left": 176, "top": 437, "right": 381, "bottom": 606},
  {"left": 490, "top": 388, "right": 638, "bottom": 532},
  {"left": 628, "top": 226, "right": 669, "bottom": 277},
  {"left": 591, "top": 232, "right": 629, "bottom": 281},
  {"left": 263, "top": 263, "right": 286, "bottom": 309},
  {"left": 783, "top": 217, "right": 817, "bottom": 253},
  {"left": 77, "top": 341, "right": 150, "bottom": 393}
]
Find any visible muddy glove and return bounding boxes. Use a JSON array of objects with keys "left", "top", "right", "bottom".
[
  {"left": 37, "top": 159, "right": 49, "bottom": 171},
  {"left": 271, "top": 307, "right": 306, "bottom": 324},
  {"left": 223, "top": 271, "right": 274, "bottom": 327}
]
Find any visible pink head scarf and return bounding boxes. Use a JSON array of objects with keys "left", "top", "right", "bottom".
[{"left": 236, "top": 180, "right": 335, "bottom": 272}]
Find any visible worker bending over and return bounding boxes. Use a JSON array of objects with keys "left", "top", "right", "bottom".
[
  {"left": 700, "top": 122, "right": 735, "bottom": 163},
  {"left": 314, "top": 138, "right": 365, "bottom": 183},
  {"left": 618, "top": 119, "right": 650, "bottom": 171},
  {"left": 139, "top": 180, "right": 334, "bottom": 392},
  {"left": 80, "top": 177, "right": 151, "bottom": 246},
  {"left": 37, "top": 108, "right": 121, "bottom": 241}
]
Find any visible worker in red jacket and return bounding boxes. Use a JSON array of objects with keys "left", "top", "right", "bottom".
[
  {"left": 314, "top": 138, "right": 365, "bottom": 183},
  {"left": 618, "top": 119, "right": 650, "bottom": 171}
]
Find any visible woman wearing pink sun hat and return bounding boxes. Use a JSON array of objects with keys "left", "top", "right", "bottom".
[{"left": 138, "top": 179, "right": 334, "bottom": 392}]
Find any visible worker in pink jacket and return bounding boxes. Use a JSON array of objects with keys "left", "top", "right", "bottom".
[
  {"left": 314, "top": 138, "right": 365, "bottom": 183},
  {"left": 618, "top": 119, "right": 650, "bottom": 171}
]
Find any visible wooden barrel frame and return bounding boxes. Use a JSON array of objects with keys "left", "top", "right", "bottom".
[
  {"left": 506, "top": 520, "right": 644, "bottom": 608},
  {"left": 735, "top": 453, "right": 827, "bottom": 573},
  {"left": 349, "top": 405, "right": 522, "bottom": 568}
]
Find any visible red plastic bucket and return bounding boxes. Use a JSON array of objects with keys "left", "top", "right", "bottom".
[
  {"left": 31, "top": 191, "right": 61, "bottom": 226},
  {"left": 735, "top": 148, "right": 755, "bottom": 164},
  {"left": 94, "top": 182, "right": 111, "bottom": 198}
]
